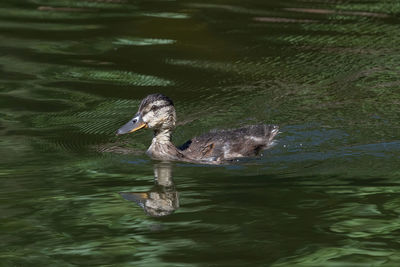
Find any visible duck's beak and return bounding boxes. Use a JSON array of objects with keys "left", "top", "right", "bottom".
[
  {"left": 119, "top": 192, "right": 149, "bottom": 207},
  {"left": 116, "top": 113, "right": 147, "bottom": 136}
]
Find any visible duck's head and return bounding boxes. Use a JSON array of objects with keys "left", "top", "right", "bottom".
[{"left": 116, "top": 93, "right": 176, "bottom": 136}]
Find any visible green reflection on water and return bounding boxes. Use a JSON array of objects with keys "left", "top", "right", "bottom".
[
  {"left": 1, "top": 0, "right": 400, "bottom": 265},
  {"left": 60, "top": 68, "right": 174, "bottom": 86}
]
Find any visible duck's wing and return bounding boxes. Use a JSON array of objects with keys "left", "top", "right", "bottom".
[
  {"left": 216, "top": 124, "right": 279, "bottom": 159},
  {"left": 179, "top": 125, "right": 279, "bottom": 162},
  {"left": 178, "top": 136, "right": 218, "bottom": 161}
]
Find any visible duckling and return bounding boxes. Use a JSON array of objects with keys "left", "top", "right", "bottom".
[{"left": 116, "top": 93, "right": 279, "bottom": 164}]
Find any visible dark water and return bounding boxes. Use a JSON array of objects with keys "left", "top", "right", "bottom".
[{"left": 1, "top": 0, "right": 400, "bottom": 265}]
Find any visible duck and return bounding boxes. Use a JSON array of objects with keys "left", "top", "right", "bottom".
[{"left": 116, "top": 93, "right": 279, "bottom": 164}]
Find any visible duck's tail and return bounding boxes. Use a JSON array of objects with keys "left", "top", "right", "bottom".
[{"left": 265, "top": 125, "right": 280, "bottom": 149}]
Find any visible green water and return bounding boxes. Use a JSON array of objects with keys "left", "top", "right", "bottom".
[{"left": 1, "top": 0, "right": 400, "bottom": 265}]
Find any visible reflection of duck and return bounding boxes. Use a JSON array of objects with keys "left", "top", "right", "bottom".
[
  {"left": 120, "top": 163, "right": 179, "bottom": 217},
  {"left": 116, "top": 93, "right": 279, "bottom": 164}
]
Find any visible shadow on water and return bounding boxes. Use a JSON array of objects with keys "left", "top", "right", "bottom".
[{"left": 120, "top": 162, "right": 179, "bottom": 217}]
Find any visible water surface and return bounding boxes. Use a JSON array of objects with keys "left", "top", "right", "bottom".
[{"left": 1, "top": 0, "right": 400, "bottom": 265}]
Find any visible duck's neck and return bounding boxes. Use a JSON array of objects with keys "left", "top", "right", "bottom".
[
  {"left": 147, "top": 128, "right": 182, "bottom": 161},
  {"left": 152, "top": 128, "right": 172, "bottom": 144}
]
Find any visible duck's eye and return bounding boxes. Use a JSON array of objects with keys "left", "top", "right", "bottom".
[{"left": 132, "top": 119, "right": 137, "bottom": 124}]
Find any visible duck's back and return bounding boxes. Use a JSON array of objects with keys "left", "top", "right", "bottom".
[{"left": 179, "top": 125, "right": 279, "bottom": 163}]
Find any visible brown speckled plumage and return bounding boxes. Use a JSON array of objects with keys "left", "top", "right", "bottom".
[
  {"left": 117, "top": 94, "right": 279, "bottom": 164},
  {"left": 179, "top": 125, "right": 279, "bottom": 163}
]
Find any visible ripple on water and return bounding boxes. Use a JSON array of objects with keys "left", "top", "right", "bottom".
[
  {"left": 272, "top": 240, "right": 400, "bottom": 266},
  {"left": 58, "top": 68, "right": 174, "bottom": 87},
  {"left": 1, "top": 0, "right": 400, "bottom": 265}
]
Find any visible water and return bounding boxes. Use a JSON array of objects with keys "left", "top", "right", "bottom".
[{"left": 1, "top": 0, "right": 400, "bottom": 265}]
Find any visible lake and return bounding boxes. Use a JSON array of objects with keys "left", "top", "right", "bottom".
[{"left": 1, "top": 0, "right": 400, "bottom": 265}]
